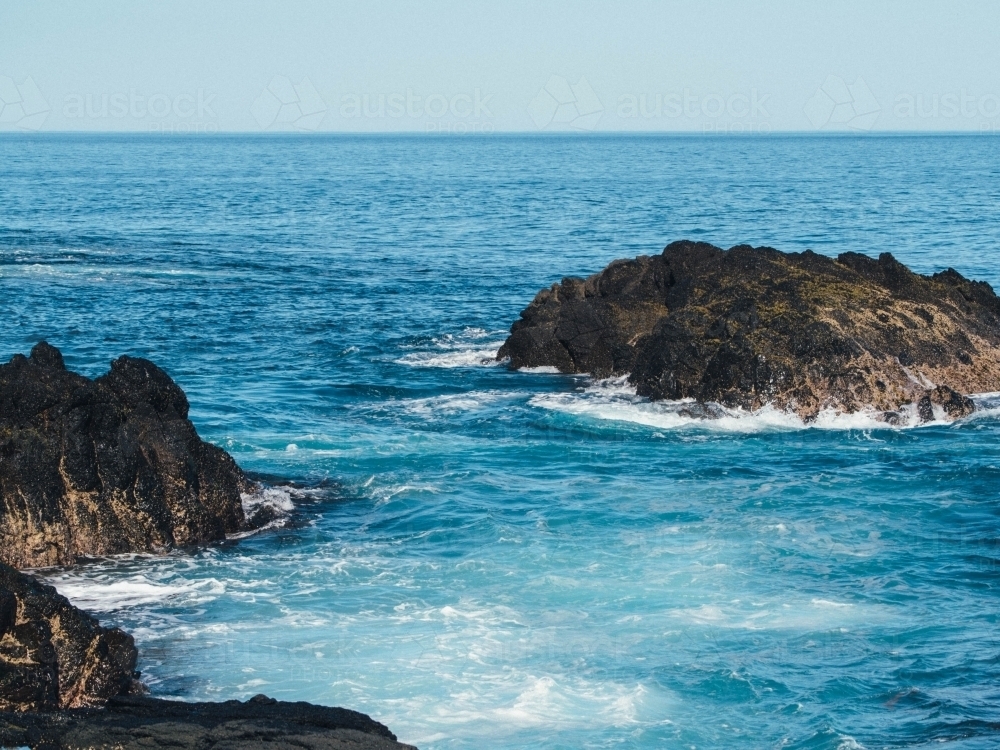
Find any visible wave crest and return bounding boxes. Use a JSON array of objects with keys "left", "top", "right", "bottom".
[
  {"left": 395, "top": 327, "right": 506, "bottom": 368},
  {"left": 530, "top": 377, "right": 981, "bottom": 433}
]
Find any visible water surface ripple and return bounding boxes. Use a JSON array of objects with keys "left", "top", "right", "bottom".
[{"left": 3, "top": 134, "right": 1000, "bottom": 749}]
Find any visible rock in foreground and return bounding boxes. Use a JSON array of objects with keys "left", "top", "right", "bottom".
[
  {"left": 0, "top": 562, "right": 139, "bottom": 711},
  {"left": 0, "top": 343, "right": 261, "bottom": 568},
  {"left": 499, "top": 241, "right": 1000, "bottom": 421},
  {"left": 0, "top": 694, "right": 416, "bottom": 750}
]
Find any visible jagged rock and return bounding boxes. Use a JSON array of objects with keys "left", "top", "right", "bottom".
[
  {"left": 0, "top": 694, "right": 416, "bottom": 749},
  {"left": 499, "top": 241, "right": 999, "bottom": 420},
  {"left": 0, "top": 343, "right": 261, "bottom": 568},
  {"left": 0, "top": 563, "right": 140, "bottom": 711}
]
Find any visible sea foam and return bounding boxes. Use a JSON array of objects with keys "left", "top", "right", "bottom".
[
  {"left": 43, "top": 571, "right": 226, "bottom": 611},
  {"left": 394, "top": 327, "right": 505, "bottom": 368},
  {"left": 527, "top": 376, "right": 972, "bottom": 432}
]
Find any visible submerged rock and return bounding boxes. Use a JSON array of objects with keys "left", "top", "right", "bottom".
[
  {"left": 0, "top": 693, "right": 416, "bottom": 749},
  {"left": 0, "top": 343, "right": 261, "bottom": 568},
  {"left": 499, "top": 241, "right": 1000, "bottom": 421},
  {"left": 0, "top": 562, "right": 140, "bottom": 711}
]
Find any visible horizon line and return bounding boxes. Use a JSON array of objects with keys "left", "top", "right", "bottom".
[{"left": 2, "top": 129, "right": 998, "bottom": 137}]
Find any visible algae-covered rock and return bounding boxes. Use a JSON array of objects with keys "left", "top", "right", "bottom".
[{"left": 500, "top": 241, "right": 1000, "bottom": 421}]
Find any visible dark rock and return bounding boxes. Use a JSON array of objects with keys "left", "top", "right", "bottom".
[
  {"left": 0, "top": 343, "right": 263, "bottom": 568},
  {"left": 0, "top": 562, "right": 140, "bottom": 711},
  {"left": 916, "top": 394, "right": 935, "bottom": 423},
  {"left": 928, "top": 384, "right": 976, "bottom": 419},
  {"left": 676, "top": 402, "right": 727, "bottom": 420},
  {"left": 500, "top": 241, "right": 1000, "bottom": 419},
  {"left": 0, "top": 694, "right": 417, "bottom": 749}
]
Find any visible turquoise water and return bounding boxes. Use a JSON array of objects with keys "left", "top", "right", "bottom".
[{"left": 3, "top": 134, "right": 1000, "bottom": 748}]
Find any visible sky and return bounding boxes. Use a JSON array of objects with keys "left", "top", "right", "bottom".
[{"left": 2, "top": 0, "right": 999, "bottom": 133}]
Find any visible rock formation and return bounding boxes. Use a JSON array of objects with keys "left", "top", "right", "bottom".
[
  {"left": 499, "top": 241, "right": 1000, "bottom": 421},
  {"left": 0, "top": 562, "right": 140, "bottom": 712},
  {"left": 0, "top": 694, "right": 416, "bottom": 749},
  {"left": 0, "top": 345, "right": 413, "bottom": 747},
  {"left": 0, "top": 343, "right": 262, "bottom": 568},
  {"left": 0, "top": 567, "right": 414, "bottom": 747}
]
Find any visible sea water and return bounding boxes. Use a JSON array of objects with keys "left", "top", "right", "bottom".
[{"left": 2, "top": 133, "right": 1000, "bottom": 749}]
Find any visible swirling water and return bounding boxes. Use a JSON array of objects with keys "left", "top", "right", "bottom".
[{"left": 3, "top": 133, "right": 1000, "bottom": 749}]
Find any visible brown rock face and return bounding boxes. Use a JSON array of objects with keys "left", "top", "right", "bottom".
[
  {"left": 499, "top": 241, "right": 1000, "bottom": 421},
  {"left": 0, "top": 562, "right": 139, "bottom": 711},
  {"left": 0, "top": 343, "right": 259, "bottom": 568}
]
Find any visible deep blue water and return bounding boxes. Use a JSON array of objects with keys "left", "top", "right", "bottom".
[{"left": 3, "top": 133, "right": 1000, "bottom": 749}]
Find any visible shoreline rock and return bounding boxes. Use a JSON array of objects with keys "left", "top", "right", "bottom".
[
  {"left": 0, "top": 343, "right": 266, "bottom": 568},
  {"left": 0, "top": 566, "right": 416, "bottom": 750},
  {"left": 499, "top": 241, "right": 1000, "bottom": 421},
  {"left": 0, "top": 562, "right": 140, "bottom": 712},
  {"left": 0, "top": 694, "right": 416, "bottom": 749},
  {"left": 0, "top": 346, "right": 415, "bottom": 747}
]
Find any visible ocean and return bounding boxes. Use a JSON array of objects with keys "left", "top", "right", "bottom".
[{"left": 2, "top": 133, "right": 1000, "bottom": 749}]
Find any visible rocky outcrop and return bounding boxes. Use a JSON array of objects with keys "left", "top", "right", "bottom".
[
  {"left": 0, "top": 343, "right": 262, "bottom": 568},
  {"left": 0, "top": 562, "right": 140, "bottom": 712},
  {"left": 0, "top": 566, "right": 414, "bottom": 746},
  {"left": 499, "top": 241, "right": 1000, "bottom": 421},
  {"left": 0, "top": 694, "right": 416, "bottom": 749}
]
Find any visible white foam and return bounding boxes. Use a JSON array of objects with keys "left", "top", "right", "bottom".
[
  {"left": 240, "top": 487, "right": 295, "bottom": 516},
  {"left": 395, "top": 345, "right": 504, "bottom": 369},
  {"left": 518, "top": 365, "right": 562, "bottom": 374},
  {"left": 396, "top": 670, "right": 649, "bottom": 738},
  {"left": 45, "top": 574, "right": 225, "bottom": 611},
  {"left": 399, "top": 390, "right": 516, "bottom": 416},
  {"left": 488, "top": 675, "right": 644, "bottom": 729},
  {"left": 370, "top": 483, "right": 441, "bottom": 505},
  {"left": 968, "top": 392, "right": 1000, "bottom": 422},
  {"left": 836, "top": 737, "right": 866, "bottom": 750},
  {"left": 229, "top": 487, "right": 297, "bottom": 538},
  {"left": 529, "top": 377, "right": 957, "bottom": 433},
  {"left": 394, "top": 327, "right": 507, "bottom": 368}
]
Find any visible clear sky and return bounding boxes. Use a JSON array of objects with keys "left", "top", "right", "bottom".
[{"left": 2, "top": 0, "right": 999, "bottom": 133}]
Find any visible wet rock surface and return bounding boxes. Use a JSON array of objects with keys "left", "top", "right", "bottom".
[
  {"left": 0, "top": 694, "right": 416, "bottom": 749},
  {"left": 500, "top": 241, "right": 1000, "bottom": 420},
  {"left": 0, "top": 343, "right": 262, "bottom": 568},
  {"left": 0, "top": 563, "right": 139, "bottom": 712}
]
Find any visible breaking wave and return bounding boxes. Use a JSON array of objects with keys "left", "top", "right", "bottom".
[
  {"left": 529, "top": 376, "right": 973, "bottom": 432},
  {"left": 43, "top": 570, "right": 226, "bottom": 611},
  {"left": 395, "top": 327, "right": 506, "bottom": 368}
]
